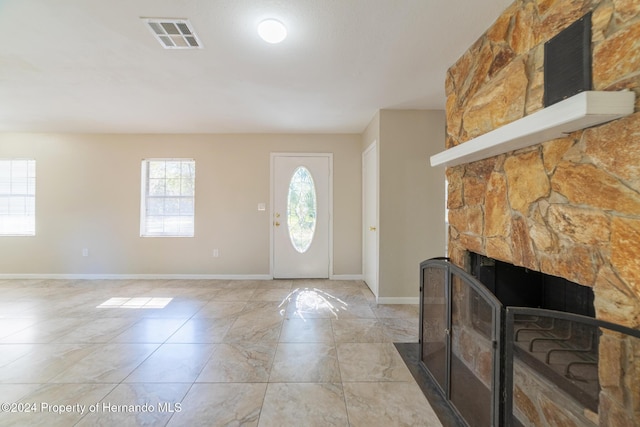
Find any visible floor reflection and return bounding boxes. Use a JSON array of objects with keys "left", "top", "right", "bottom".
[{"left": 279, "top": 288, "right": 348, "bottom": 320}]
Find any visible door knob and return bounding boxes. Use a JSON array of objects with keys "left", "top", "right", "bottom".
[
  {"left": 369, "top": 226, "right": 376, "bottom": 231},
  {"left": 274, "top": 221, "right": 280, "bottom": 227}
]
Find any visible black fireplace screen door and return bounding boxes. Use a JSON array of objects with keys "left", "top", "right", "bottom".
[{"left": 420, "top": 258, "right": 504, "bottom": 427}]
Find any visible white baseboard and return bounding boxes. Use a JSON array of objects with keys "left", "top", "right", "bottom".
[
  {"left": 0, "top": 274, "right": 274, "bottom": 281},
  {"left": 376, "top": 297, "right": 419, "bottom": 305}
]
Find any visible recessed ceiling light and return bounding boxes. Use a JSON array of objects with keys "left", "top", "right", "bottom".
[
  {"left": 142, "top": 18, "right": 203, "bottom": 49},
  {"left": 258, "top": 19, "right": 287, "bottom": 44}
]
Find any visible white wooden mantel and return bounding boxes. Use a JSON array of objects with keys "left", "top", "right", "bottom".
[{"left": 430, "top": 90, "right": 636, "bottom": 168}]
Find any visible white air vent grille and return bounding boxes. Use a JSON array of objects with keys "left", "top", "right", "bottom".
[{"left": 142, "top": 18, "right": 203, "bottom": 49}]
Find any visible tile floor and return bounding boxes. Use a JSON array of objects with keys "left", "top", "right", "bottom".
[{"left": 0, "top": 278, "right": 442, "bottom": 426}]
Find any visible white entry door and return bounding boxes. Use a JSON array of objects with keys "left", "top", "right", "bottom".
[
  {"left": 272, "top": 154, "right": 331, "bottom": 278},
  {"left": 363, "top": 143, "right": 379, "bottom": 297}
]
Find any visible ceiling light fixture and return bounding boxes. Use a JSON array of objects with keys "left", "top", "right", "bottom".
[{"left": 258, "top": 19, "right": 287, "bottom": 44}]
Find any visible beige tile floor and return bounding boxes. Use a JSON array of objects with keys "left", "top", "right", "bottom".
[{"left": 0, "top": 278, "right": 443, "bottom": 427}]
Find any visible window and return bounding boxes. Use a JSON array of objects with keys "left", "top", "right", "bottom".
[
  {"left": 140, "top": 159, "right": 195, "bottom": 237},
  {"left": 0, "top": 159, "right": 36, "bottom": 236},
  {"left": 287, "top": 166, "right": 317, "bottom": 253}
]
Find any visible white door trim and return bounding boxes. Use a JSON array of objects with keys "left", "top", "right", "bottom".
[
  {"left": 362, "top": 141, "right": 379, "bottom": 299},
  {"left": 270, "top": 152, "right": 333, "bottom": 278}
]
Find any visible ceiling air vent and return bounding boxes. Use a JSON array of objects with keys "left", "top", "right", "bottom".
[{"left": 142, "top": 18, "right": 203, "bottom": 49}]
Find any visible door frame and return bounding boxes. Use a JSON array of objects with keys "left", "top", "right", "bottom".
[
  {"left": 270, "top": 152, "right": 333, "bottom": 279},
  {"left": 362, "top": 142, "right": 379, "bottom": 298}
]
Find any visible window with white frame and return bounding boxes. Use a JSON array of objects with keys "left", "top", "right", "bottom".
[
  {"left": 0, "top": 159, "right": 36, "bottom": 236},
  {"left": 140, "top": 159, "right": 195, "bottom": 237}
]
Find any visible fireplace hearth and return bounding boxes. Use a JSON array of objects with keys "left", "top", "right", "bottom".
[{"left": 419, "top": 257, "right": 640, "bottom": 427}]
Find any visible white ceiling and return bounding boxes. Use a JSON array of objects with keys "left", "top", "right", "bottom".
[{"left": 0, "top": 0, "right": 513, "bottom": 134}]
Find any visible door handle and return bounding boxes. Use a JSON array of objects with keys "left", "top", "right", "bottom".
[
  {"left": 369, "top": 226, "right": 376, "bottom": 231},
  {"left": 274, "top": 221, "right": 280, "bottom": 227}
]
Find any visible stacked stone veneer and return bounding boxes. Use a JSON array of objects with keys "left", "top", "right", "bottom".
[{"left": 444, "top": 0, "right": 640, "bottom": 425}]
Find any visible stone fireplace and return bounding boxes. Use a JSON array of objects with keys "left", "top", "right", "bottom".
[{"left": 443, "top": 1, "right": 640, "bottom": 426}]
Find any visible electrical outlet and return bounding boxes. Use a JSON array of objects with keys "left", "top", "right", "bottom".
[
  {"left": 82, "top": 248, "right": 89, "bottom": 257},
  {"left": 213, "top": 249, "right": 219, "bottom": 258}
]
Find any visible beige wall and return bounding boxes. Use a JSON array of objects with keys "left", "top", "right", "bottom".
[
  {"left": 378, "top": 109, "right": 446, "bottom": 299},
  {"left": 0, "top": 133, "right": 362, "bottom": 276}
]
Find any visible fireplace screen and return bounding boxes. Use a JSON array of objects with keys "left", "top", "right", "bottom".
[
  {"left": 420, "top": 259, "right": 503, "bottom": 427},
  {"left": 420, "top": 257, "right": 640, "bottom": 427},
  {"left": 420, "top": 261, "right": 448, "bottom": 390},
  {"left": 504, "top": 307, "right": 640, "bottom": 427}
]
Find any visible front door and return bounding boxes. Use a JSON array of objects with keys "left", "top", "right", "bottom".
[{"left": 272, "top": 154, "right": 331, "bottom": 278}]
